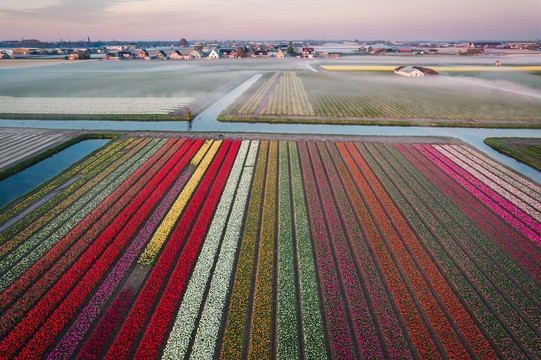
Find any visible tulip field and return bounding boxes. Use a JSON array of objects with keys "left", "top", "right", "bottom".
[
  {"left": 0, "top": 134, "right": 540, "bottom": 359},
  {"left": 220, "top": 71, "right": 541, "bottom": 125}
]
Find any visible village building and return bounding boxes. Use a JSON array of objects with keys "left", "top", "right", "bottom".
[
  {"left": 275, "top": 49, "right": 285, "bottom": 59},
  {"left": 253, "top": 50, "right": 269, "bottom": 58},
  {"left": 394, "top": 65, "right": 439, "bottom": 77},
  {"left": 220, "top": 49, "right": 238, "bottom": 59},
  {"left": 164, "top": 50, "right": 182, "bottom": 59},
  {"left": 208, "top": 49, "right": 221, "bottom": 59},
  {"left": 191, "top": 49, "right": 204, "bottom": 59},
  {"left": 138, "top": 49, "right": 149, "bottom": 59}
]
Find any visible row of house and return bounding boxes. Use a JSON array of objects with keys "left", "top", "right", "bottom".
[
  {"left": 133, "top": 48, "right": 289, "bottom": 60},
  {"left": 121, "top": 47, "right": 338, "bottom": 61},
  {"left": 137, "top": 49, "right": 205, "bottom": 60}
]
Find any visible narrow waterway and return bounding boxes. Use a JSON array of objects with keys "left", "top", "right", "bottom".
[
  {"left": 0, "top": 139, "right": 110, "bottom": 207},
  {"left": 0, "top": 73, "right": 540, "bottom": 183}
]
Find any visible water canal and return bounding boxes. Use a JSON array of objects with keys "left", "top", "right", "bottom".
[
  {"left": 1, "top": 73, "right": 540, "bottom": 183},
  {"left": 0, "top": 139, "right": 110, "bottom": 207}
]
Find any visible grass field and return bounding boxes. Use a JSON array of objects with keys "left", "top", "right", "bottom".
[
  {"left": 485, "top": 137, "right": 541, "bottom": 171},
  {"left": 220, "top": 71, "right": 541, "bottom": 126},
  {"left": 0, "top": 133, "right": 539, "bottom": 359}
]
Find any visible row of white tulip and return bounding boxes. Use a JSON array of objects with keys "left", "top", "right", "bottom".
[
  {"left": 161, "top": 140, "right": 255, "bottom": 359},
  {"left": 436, "top": 145, "right": 541, "bottom": 223},
  {"left": 453, "top": 144, "right": 541, "bottom": 201},
  {"left": 0, "top": 96, "right": 194, "bottom": 114}
]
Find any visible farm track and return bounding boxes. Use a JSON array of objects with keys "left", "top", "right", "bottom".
[{"left": 0, "top": 133, "right": 539, "bottom": 359}]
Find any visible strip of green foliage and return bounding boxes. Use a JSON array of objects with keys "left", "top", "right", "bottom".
[
  {"left": 484, "top": 137, "right": 541, "bottom": 171},
  {"left": 218, "top": 115, "right": 541, "bottom": 129}
]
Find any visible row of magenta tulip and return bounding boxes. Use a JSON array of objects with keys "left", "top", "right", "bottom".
[
  {"left": 0, "top": 138, "right": 202, "bottom": 359},
  {"left": 74, "top": 288, "right": 134, "bottom": 360},
  {"left": 298, "top": 141, "right": 355, "bottom": 359},
  {"left": 363, "top": 142, "right": 511, "bottom": 359},
  {"left": 103, "top": 140, "right": 237, "bottom": 360},
  {"left": 393, "top": 143, "right": 541, "bottom": 358},
  {"left": 417, "top": 144, "right": 541, "bottom": 244}
]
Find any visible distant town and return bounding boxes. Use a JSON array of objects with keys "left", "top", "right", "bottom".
[{"left": 1, "top": 38, "right": 540, "bottom": 60}]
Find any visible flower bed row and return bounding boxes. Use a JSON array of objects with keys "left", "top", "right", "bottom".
[
  {"left": 276, "top": 141, "right": 300, "bottom": 358},
  {"left": 0, "top": 138, "right": 202, "bottom": 358},
  {"left": 220, "top": 141, "right": 268, "bottom": 360},
  {"left": 0, "top": 139, "right": 175, "bottom": 311},
  {"left": 248, "top": 141, "right": 278, "bottom": 360},
  {"left": 0, "top": 138, "right": 142, "bottom": 258},
  {"left": 298, "top": 141, "right": 355, "bottom": 359},
  {"left": 161, "top": 140, "right": 253, "bottom": 359},
  {"left": 104, "top": 140, "right": 235, "bottom": 359},
  {"left": 74, "top": 288, "right": 134, "bottom": 360},
  {"left": 137, "top": 139, "right": 216, "bottom": 265},
  {"left": 287, "top": 142, "right": 327, "bottom": 359},
  {"left": 46, "top": 140, "right": 199, "bottom": 360},
  {"left": 0, "top": 138, "right": 131, "bottom": 229}
]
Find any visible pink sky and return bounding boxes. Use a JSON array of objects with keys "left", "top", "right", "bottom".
[{"left": 0, "top": 0, "right": 539, "bottom": 41}]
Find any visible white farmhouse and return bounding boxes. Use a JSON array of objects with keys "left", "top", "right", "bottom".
[
  {"left": 394, "top": 66, "right": 439, "bottom": 77},
  {"left": 207, "top": 49, "right": 221, "bottom": 59}
]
